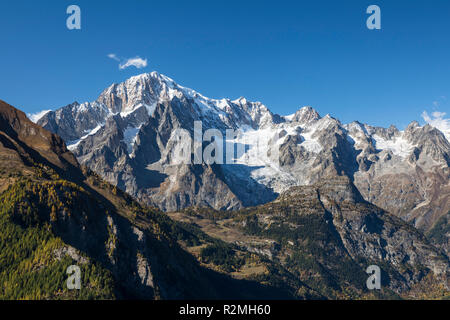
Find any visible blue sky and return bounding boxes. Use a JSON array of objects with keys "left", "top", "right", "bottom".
[{"left": 0, "top": 0, "right": 449, "bottom": 129}]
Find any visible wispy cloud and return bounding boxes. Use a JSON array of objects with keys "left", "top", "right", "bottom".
[
  {"left": 119, "top": 57, "right": 148, "bottom": 70},
  {"left": 107, "top": 53, "right": 120, "bottom": 61},
  {"left": 422, "top": 110, "right": 450, "bottom": 141},
  {"left": 108, "top": 53, "right": 148, "bottom": 70}
]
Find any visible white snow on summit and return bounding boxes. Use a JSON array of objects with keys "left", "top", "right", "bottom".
[{"left": 28, "top": 110, "right": 51, "bottom": 123}]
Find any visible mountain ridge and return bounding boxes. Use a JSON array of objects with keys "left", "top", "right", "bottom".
[{"left": 34, "top": 72, "right": 450, "bottom": 235}]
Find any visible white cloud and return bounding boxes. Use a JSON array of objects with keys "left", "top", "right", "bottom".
[
  {"left": 119, "top": 56, "right": 148, "bottom": 70},
  {"left": 27, "top": 110, "right": 51, "bottom": 123},
  {"left": 107, "top": 53, "right": 120, "bottom": 61},
  {"left": 107, "top": 54, "right": 148, "bottom": 70},
  {"left": 422, "top": 110, "right": 450, "bottom": 141}
]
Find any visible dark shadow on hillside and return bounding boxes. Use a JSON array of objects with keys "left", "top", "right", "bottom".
[
  {"left": 134, "top": 167, "right": 168, "bottom": 189},
  {"left": 218, "top": 164, "right": 278, "bottom": 207}
]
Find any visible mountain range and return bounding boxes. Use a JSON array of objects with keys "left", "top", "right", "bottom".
[
  {"left": 0, "top": 99, "right": 301, "bottom": 299},
  {"left": 1, "top": 71, "right": 449, "bottom": 299},
  {"left": 35, "top": 72, "right": 449, "bottom": 236}
]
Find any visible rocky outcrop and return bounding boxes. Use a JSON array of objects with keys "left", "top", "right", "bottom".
[{"left": 240, "top": 176, "right": 449, "bottom": 294}]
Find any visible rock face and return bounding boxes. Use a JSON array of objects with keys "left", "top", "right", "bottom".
[
  {"left": 235, "top": 176, "right": 449, "bottom": 295},
  {"left": 347, "top": 121, "right": 450, "bottom": 232},
  {"left": 36, "top": 72, "right": 450, "bottom": 237}
]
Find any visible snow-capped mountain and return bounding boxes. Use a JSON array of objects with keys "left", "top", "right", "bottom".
[{"left": 36, "top": 71, "right": 450, "bottom": 232}]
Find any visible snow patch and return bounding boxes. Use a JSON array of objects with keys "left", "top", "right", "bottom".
[
  {"left": 123, "top": 126, "right": 141, "bottom": 155},
  {"left": 284, "top": 113, "right": 296, "bottom": 121},
  {"left": 28, "top": 110, "right": 51, "bottom": 123},
  {"left": 120, "top": 103, "right": 156, "bottom": 118},
  {"left": 67, "top": 124, "right": 103, "bottom": 150},
  {"left": 223, "top": 125, "right": 299, "bottom": 193},
  {"left": 372, "top": 134, "right": 415, "bottom": 158},
  {"left": 145, "top": 103, "right": 157, "bottom": 116},
  {"left": 300, "top": 130, "right": 323, "bottom": 153}
]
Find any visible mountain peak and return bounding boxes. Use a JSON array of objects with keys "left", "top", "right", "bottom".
[
  {"left": 290, "top": 106, "right": 321, "bottom": 123},
  {"left": 406, "top": 120, "right": 421, "bottom": 131},
  {"left": 233, "top": 96, "right": 248, "bottom": 104},
  {"left": 31, "top": 69, "right": 450, "bottom": 233}
]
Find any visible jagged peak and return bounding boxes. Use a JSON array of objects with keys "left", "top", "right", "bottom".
[
  {"left": 345, "top": 120, "right": 366, "bottom": 132},
  {"left": 298, "top": 106, "right": 320, "bottom": 115},
  {"left": 290, "top": 106, "right": 321, "bottom": 123},
  {"left": 233, "top": 95, "right": 254, "bottom": 103},
  {"left": 406, "top": 120, "right": 421, "bottom": 132},
  {"left": 388, "top": 124, "right": 398, "bottom": 131},
  {"left": 99, "top": 71, "right": 173, "bottom": 96}
]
